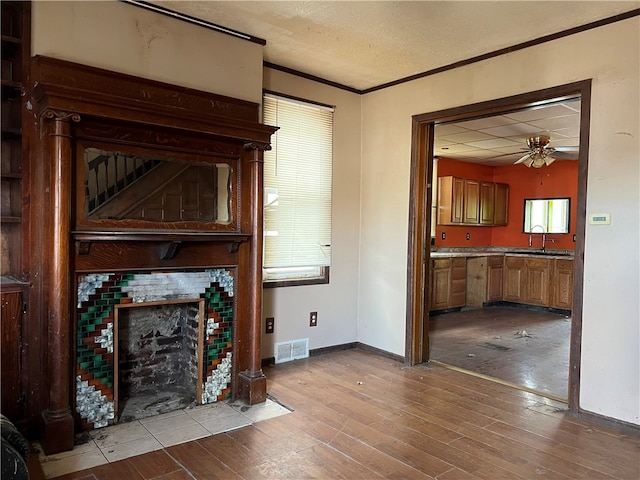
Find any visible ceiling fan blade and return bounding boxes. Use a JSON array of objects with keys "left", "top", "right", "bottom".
[
  {"left": 552, "top": 146, "right": 579, "bottom": 152},
  {"left": 514, "top": 152, "right": 533, "bottom": 164}
]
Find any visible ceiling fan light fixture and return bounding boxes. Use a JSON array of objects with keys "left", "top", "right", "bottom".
[{"left": 516, "top": 134, "right": 557, "bottom": 168}]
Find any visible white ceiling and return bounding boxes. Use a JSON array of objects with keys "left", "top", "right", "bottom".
[{"left": 147, "top": 1, "right": 636, "bottom": 165}]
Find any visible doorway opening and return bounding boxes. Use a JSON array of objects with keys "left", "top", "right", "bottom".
[{"left": 406, "top": 81, "right": 591, "bottom": 411}]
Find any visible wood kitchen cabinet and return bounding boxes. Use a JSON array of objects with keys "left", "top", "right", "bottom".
[
  {"left": 552, "top": 258, "right": 574, "bottom": 310},
  {"left": 524, "top": 257, "right": 551, "bottom": 306},
  {"left": 503, "top": 256, "right": 526, "bottom": 303},
  {"left": 503, "top": 255, "right": 560, "bottom": 307},
  {"left": 479, "top": 182, "right": 495, "bottom": 225},
  {"left": 462, "top": 179, "right": 480, "bottom": 224},
  {"left": 430, "top": 257, "right": 466, "bottom": 311},
  {"left": 437, "top": 176, "right": 508, "bottom": 226},
  {"left": 466, "top": 256, "right": 503, "bottom": 307},
  {"left": 437, "top": 176, "right": 464, "bottom": 224},
  {"left": 493, "top": 183, "right": 509, "bottom": 226}
]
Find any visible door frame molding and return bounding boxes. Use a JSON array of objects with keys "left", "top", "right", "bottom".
[{"left": 405, "top": 80, "right": 591, "bottom": 412}]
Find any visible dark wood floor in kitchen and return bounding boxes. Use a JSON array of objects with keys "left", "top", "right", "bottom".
[
  {"left": 429, "top": 305, "right": 571, "bottom": 399},
  {"left": 50, "top": 347, "right": 639, "bottom": 480}
]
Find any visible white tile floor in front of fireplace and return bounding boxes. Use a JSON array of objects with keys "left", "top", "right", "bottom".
[{"left": 36, "top": 398, "right": 291, "bottom": 479}]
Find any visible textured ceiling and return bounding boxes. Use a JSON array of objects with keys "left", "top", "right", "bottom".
[
  {"left": 146, "top": 1, "right": 636, "bottom": 165},
  {"left": 154, "top": 1, "right": 637, "bottom": 91}
]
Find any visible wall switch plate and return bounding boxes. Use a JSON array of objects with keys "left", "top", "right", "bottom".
[
  {"left": 309, "top": 311, "right": 318, "bottom": 327},
  {"left": 265, "top": 317, "right": 275, "bottom": 334}
]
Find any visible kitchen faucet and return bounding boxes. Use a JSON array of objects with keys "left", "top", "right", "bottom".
[{"left": 529, "top": 225, "right": 546, "bottom": 250}]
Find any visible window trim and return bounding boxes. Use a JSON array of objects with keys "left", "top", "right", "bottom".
[{"left": 263, "top": 266, "right": 330, "bottom": 288}]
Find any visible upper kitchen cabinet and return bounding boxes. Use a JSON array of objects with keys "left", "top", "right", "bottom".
[{"left": 437, "top": 175, "right": 508, "bottom": 227}]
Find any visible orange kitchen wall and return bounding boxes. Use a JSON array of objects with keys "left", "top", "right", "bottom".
[{"left": 434, "top": 158, "right": 578, "bottom": 250}]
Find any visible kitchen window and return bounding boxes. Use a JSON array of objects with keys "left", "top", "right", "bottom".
[{"left": 262, "top": 93, "right": 333, "bottom": 286}]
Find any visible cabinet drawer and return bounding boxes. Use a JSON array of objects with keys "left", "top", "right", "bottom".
[{"left": 433, "top": 258, "right": 451, "bottom": 269}]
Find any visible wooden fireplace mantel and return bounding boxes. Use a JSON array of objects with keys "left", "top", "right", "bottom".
[{"left": 29, "top": 56, "right": 276, "bottom": 454}]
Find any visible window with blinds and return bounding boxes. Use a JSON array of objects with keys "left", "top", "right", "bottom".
[{"left": 262, "top": 93, "right": 333, "bottom": 285}]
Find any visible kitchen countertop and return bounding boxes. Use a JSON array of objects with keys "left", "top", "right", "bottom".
[{"left": 430, "top": 248, "right": 574, "bottom": 260}]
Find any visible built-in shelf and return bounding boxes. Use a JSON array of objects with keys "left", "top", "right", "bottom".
[
  {"left": 0, "top": 172, "right": 22, "bottom": 179},
  {"left": 0, "top": 216, "right": 22, "bottom": 223}
]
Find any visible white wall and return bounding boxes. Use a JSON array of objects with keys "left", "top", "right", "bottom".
[
  {"left": 261, "top": 68, "right": 362, "bottom": 357},
  {"left": 32, "top": 0, "right": 263, "bottom": 102},
  {"left": 358, "top": 17, "right": 639, "bottom": 425}
]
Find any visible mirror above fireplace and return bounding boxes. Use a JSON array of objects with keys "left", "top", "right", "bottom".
[{"left": 83, "top": 148, "right": 233, "bottom": 226}]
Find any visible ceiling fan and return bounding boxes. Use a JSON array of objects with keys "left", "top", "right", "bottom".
[{"left": 514, "top": 135, "right": 579, "bottom": 168}]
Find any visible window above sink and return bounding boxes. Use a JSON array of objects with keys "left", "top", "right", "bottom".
[{"left": 523, "top": 198, "right": 570, "bottom": 234}]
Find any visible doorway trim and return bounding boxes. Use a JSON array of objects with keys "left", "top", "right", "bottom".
[{"left": 406, "top": 80, "right": 591, "bottom": 412}]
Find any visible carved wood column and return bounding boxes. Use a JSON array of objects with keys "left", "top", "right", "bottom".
[
  {"left": 41, "top": 110, "right": 79, "bottom": 454},
  {"left": 237, "top": 142, "right": 269, "bottom": 404}
]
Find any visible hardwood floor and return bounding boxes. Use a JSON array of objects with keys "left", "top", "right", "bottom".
[
  {"left": 429, "top": 305, "right": 571, "bottom": 399},
  {"left": 50, "top": 348, "right": 639, "bottom": 480}
]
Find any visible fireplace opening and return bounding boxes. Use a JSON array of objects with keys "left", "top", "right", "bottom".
[{"left": 115, "top": 299, "right": 204, "bottom": 423}]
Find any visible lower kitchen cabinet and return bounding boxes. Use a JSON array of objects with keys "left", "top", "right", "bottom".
[
  {"left": 430, "top": 257, "right": 466, "bottom": 311},
  {"left": 503, "top": 255, "right": 572, "bottom": 310},
  {"left": 466, "top": 256, "right": 503, "bottom": 307},
  {"left": 503, "top": 256, "right": 526, "bottom": 303},
  {"left": 552, "top": 258, "right": 574, "bottom": 309},
  {"left": 524, "top": 257, "right": 552, "bottom": 306}
]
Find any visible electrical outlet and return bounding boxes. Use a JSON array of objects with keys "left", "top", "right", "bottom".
[
  {"left": 265, "top": 317, "right": 275, "bottom": 334},
  {"left": 466, "top": 232, "right": 470, "bottom": 240},
  {"left": 309, "top": 311, "right": 318, "bottom": 327},
  {"left": 441, "top": 232, "right": 446, "bottom": 240}
]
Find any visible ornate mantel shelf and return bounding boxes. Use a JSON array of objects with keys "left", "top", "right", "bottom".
[{"left": 73, "top": 232, "right": 252, "bottom": 264}]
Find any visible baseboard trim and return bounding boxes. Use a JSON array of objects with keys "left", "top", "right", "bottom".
[
  {"left": 569, "top": 409, "right": 640, "bottom": 436},
  {"left": 261, "top": 341, "right": 404, "bottom": 366},
  {"left": 309, "top": 342, "right": 358, "bottom": 357},
  {"left": 354, "top": 342, "right": 405, "bottom": 363}
]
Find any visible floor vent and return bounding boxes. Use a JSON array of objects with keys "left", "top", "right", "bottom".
[{"left": 274, "top": 338, "right": 309, "bottom": 364}]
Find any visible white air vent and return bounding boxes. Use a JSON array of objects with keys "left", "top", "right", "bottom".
[{"left": 274, "top": 338, "right": 309, "bottom": 364}]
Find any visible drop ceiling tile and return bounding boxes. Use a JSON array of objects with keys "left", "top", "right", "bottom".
[
  {"left": 550, "top": 127, "right": 580, "bottom": 140},
  {"left": 503, "top": 104, "right": 578, "bottom": 122},
  {"left": 439, "top": 131, "right": 496, "bottom": 144},
  {"left": 528, "top": 114, "right": 579, "bottom": 130},
  {"left": 478, "top": 122, "right": 543, "bottom": 138},
  {"left": 466, "top": 138, "right": 522, "bottom": 149},
  {"left": 435, "top": 124, "right": 469, "bottom": 136},
  {"left": 454, "top": 115, "right": 516, "bottom": 130},
  {"left": 435, "top": 143, "right": 481, "bottom": 154}
]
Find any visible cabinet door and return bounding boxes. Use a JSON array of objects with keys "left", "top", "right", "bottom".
[
  {"left": 462, "top": 179, "right": 480, "bottom": 224},
  {"left": 431, "top": 259, "right": 452, "bottom": 310},
  {"left": 493, "top": 183, "right": 509, "bottom": 226},
  {"left": 437, "top": 176, "right": 464, "bottom": 224},
  {"left": 1, "top": 291, "right": 23, "bottom": 420},
  {"left": 552, "top": 259, "right": 574, "bottom": 310},
  {"left": 479, "top": 182, "right": 495, "bottom": 225},
  {"left": 503, "top": 256, "right": 525, "bottom": 302},
  {"left": 449, "top": 257, "right": 467, "bottom": 307},
  {"left": 525, "top": 258, "right": 551, "bottom": 306},
  {"left": 486, "top": 257, "right": 503, "bottom": 301}
]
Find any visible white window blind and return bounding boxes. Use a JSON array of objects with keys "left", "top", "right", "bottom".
[{"left": 262, "top": 94, "right": 333, "bottom": 269}]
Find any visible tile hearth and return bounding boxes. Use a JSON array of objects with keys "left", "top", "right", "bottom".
[{"left": 35, "top": 398, "right": 290, "bottom": 479}]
